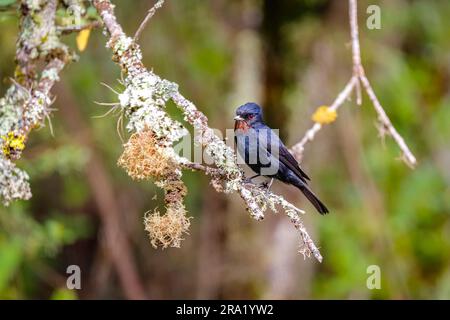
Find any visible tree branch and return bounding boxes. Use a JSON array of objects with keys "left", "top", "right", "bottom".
[
  {"left": 58, "top": 21, "right": 102, "bottom": 35},
  {"left": 93, "top": 0, "right": 322, "bottom": 261},
  {"left": 0, "top": 0, "right": 75, "bottom": 204}
]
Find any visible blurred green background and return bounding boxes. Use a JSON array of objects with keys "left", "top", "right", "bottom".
[{"left": 0, "top": 0, "right": 449, "bottom": 299}]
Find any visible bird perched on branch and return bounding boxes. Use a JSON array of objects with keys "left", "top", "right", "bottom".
[{"left": 234, "top": 102, "right": 329, "bottom": 214}]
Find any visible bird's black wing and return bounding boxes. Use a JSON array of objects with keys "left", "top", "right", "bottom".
[
  {"left": 278, "top": 144, "right": 311, "bottom": 183},
  {"left": 261, "top": 126, "right": 311, "bottom": 183}
]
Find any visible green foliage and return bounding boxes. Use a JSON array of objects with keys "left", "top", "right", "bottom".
[
  {"left": 50, "top": 287, "right": 78, "bottom": 300},
  {"left": 0, "top": 140, "right": 92, "bottom": 298},
  {"left": 24, "top": 144, "right": 89, "bottom": 178},
  {"left": 0, "top": 0, "right": 16, "bottom": 8},
  {"left": 0, "top": 203, "right": 91, "bottom": 298},
  {"left": 0, "top": 238, "right": 22, "bottom": 293}
]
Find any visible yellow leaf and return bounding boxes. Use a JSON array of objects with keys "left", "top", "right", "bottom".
[
  {"left": 312, "top": 105, "right": 337, "bottom": 125},
  {"left": 76, "top": 29, "right": 91, "bottom": 52}
]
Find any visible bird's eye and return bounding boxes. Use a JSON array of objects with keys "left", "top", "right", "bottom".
[{"left": 246, "top": 114, "right": 255, "bottom": 120}]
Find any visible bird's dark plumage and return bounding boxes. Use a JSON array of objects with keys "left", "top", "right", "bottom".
[{"left": 234, "top": 102, "right": 329, "bottom": 214}]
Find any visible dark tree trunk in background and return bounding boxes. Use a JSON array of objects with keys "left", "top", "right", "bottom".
[
  {"left": 261, "top": 0, "right": 330, "bottom": 139},
  {"left": 261, "top": 0, "right": 290, "bottom": 139}
]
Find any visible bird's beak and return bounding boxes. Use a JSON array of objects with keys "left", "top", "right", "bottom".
[{"left": 234, "top": 115, "right": 244, "bottom": 121}]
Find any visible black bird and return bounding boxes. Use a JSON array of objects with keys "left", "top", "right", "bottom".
[{"left": 234, "top": 102, "right": 329, "bottom": 214}]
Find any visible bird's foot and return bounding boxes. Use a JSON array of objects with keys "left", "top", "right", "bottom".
[
  {"left": 259, "top": 181, "right": 270, "bottom": 189},
  {"left": 260, "top": 178, "right": 274, "bottom": 194}
]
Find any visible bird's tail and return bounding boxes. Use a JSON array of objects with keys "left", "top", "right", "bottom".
[{"left": 295, "top": 183, "right": 329, "bottom": 215}]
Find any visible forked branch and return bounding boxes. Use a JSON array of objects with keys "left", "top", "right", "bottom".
[{"left": 291, "top": 0, "right": 417, "bottom": 168}]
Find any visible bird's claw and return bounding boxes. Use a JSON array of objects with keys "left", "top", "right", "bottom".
[
  {"left": 261, "top": 178, "right": 274, "bottom": 195},
  {"left": 260, "top": 181, "right": 270, "bottom": 189},
  {"left": 242, "top": 176, "right": 272, "bottom": 195}
]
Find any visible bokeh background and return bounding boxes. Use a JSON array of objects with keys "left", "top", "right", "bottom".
[{"left": 1, "top": 0, "right": 449, "bottom": 299}]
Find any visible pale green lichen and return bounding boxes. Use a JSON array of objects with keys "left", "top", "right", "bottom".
[
  {"left": 63, "top": 0, "right": 86, "bottom": 15},
  {"left": 118, "top": 72, "right": 187, "bottom": 146},
  {"left": 169, "top": 93, "right": 243, "bottom": 192},
  {"left": 0, "top": 0, "right": 84, "bottom": 205},
  {"left": 203, "top": 138, "right": 242, "bottom": 192},
  {"left": 25, "top": 0, "right": 45, "bottom": 11},
  {"left": 111, "top": 36, "right": 135, "bottom": 58},
  {"left": 0, "top": 85, "right": 30, "bottom": 137},
  {"left": 0, "top": 156, "right": 32, "bottom": 205},
  {"left": 110, "top": 36, "right": 186, "bottom": 145},
  {"left": 41, "top": 67, "right": 60, "bottom": 82},
  {"left": 240, "top": 182, "right": 322, "bottom": 261},
  {"left": 108, "top": 35, "right": 185, "bottom": 146},
  {"left": 22, "top": 91, "right": 51, "bottom": 131}
]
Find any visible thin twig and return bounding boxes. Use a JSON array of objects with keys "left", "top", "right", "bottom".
[
  {"left": 15, "top": 0, "right": 58, "bottom": 88},
  {"left": 355, "top": 75, "right": 362, "bottom": 106},
  {"left": 359, "top": 74, "right": 417, "bottom": 167},
  {"left": 349, "top": 0, "right": 361, "bottom": 70},
  {"left": 58, "top": 21, "right": 102, "bottom": 35},
  {"left": 133, "top": 0, "right": 165, "bottom": 42}
]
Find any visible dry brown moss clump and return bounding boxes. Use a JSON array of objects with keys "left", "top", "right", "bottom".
[
  {"left": 144, "top": 206, "right": 191, "bottom": 248},
  {"left": 118, "top": 128, "right": 192, "bottom": 248},
  {"left": 117, "top": 129, "right": 174, "bottom": 180},
  {"left": 145, "top": 176, "right": 190, "bottom": 248}
]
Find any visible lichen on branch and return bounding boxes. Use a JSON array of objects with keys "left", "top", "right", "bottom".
[
  {"left": 0, "top": 0, "right": 101, "bottom": 205},
  {"left": 0, "top": 157, "right": 31, "bottom": 206}
]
